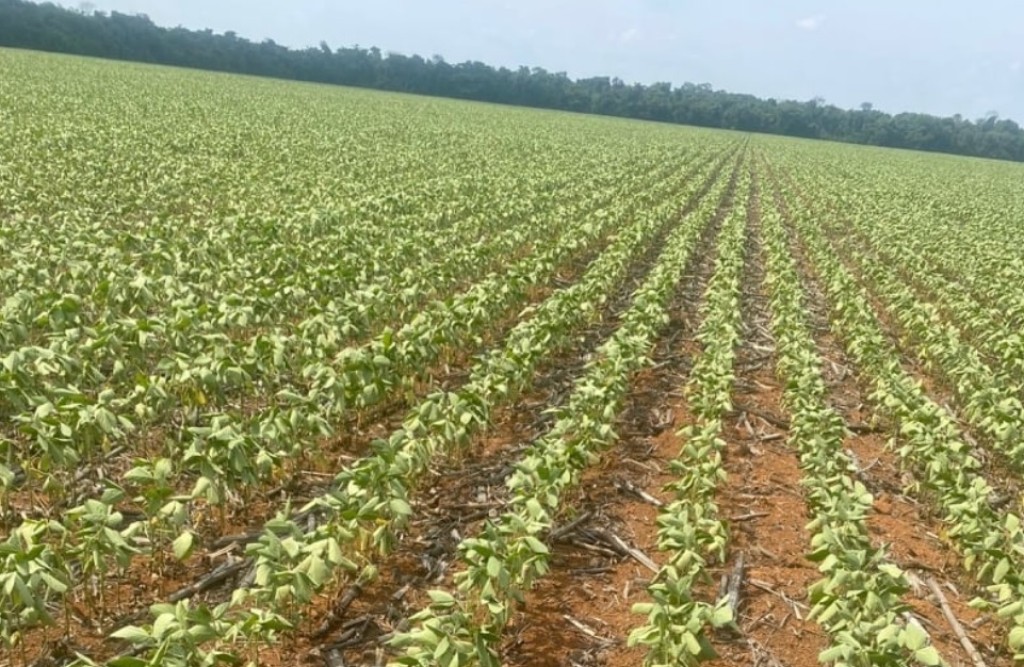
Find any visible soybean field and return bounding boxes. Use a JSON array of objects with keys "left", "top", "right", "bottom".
[{"left": 5, "top": 47, "right": 1024, "bottom": 667}]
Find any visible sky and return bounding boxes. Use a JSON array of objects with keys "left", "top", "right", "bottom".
[{"left": 71, "top": 0, "right": 1024, "bottom": 122}]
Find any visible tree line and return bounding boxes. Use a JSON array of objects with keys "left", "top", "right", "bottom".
[{"left": 4, "top": 0, "right": 1024, "bottom": 162}]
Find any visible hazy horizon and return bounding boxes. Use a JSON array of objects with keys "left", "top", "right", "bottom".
[{"left": 64, "top": 0, "right": 1024, "bottom": 123}]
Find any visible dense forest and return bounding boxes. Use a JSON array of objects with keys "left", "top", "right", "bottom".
[{"left": 4, "top": 0, "right": 1024, "bottom": 162}]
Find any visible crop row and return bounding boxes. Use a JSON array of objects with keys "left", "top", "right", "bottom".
[
  {"left": 760, "top": 178, "right": 938, "bottom": 665},
  {"left": 784, "top": 184, "right": 1024, "bottom": 473},
  {"left": 626, "top": 164, "right": 750, "bottom": 666},
  {"left": 774, "top": 170, "right": 1024, "bottom": 659},
  {"left": 389, "top": 157, "right": 740, "bottom": 667},
  {"left": 1, "top": 149, "right": 731, "bottom": 547},
  {"left": 0, "top": 150, "right": 741, "bottom": 662}
]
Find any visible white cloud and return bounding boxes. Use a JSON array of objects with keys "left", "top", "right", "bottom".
[{"left": 795, "top": 14, "right": 825, "bottom": 31}]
